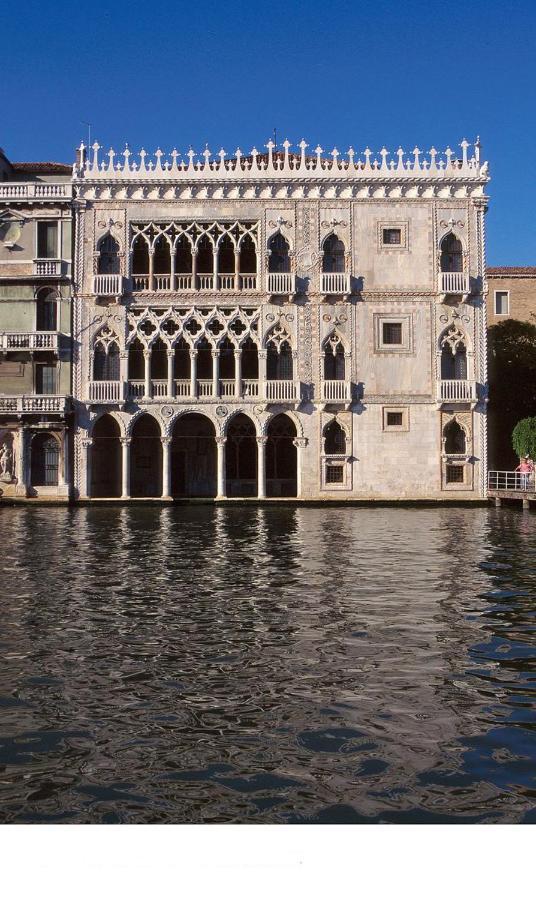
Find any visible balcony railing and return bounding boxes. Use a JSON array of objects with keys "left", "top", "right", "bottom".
[
  {"left": 437, "top": 379, "right": 477, "bottom": 403},
  {"left": 174, "top": 379, "right": 191, "bottom": 397},
  {"left": 243, "top": 379, "right": 260, "bottom": 398},
  {"left": 92, "top": 274, "right": 124, "bottom": 296},
  {"left": 438, "top": 272, "right": 470, "bottom": 295},
  {"left": 0, "top": 394, "right": 69, "bottom": 413},
  {"left": 129, "top": 273, "right": 258, "bottom": 293},
  {"left": 154, "top": 275, "right": 171, "bottom": 291},
  {"left": 0, "top": 183, "right": 72, "bottom": 201},
  {"left": 176, "top": 274, "right": 194, "bottom": 291},
  {"left": 0, "top": 331, "right": 59, "bottom": 351},
  {"left": 239, "top": 274, "right": 258, "bottom": 290},
  {"left": 268, "top": 272, "right": 296, "bottom": 295},
  {"left": 488, "top": 471, "right": 535, "bottom": 493},
  {"left": 320, "top": 380, "right": 352, "bottom": 403},
  {"left": 198, "top": 275, "right": 215, "bottom": 291},
  {"left": 321, "top": 272, "right": 350, "bottom": 295},
  {"left": 218, "top": 274, "right": 235, "bottom": 291},
  {"left": 131, "top": 275, "right": 150, "bottom": 291},
  {"left": 198, "top": 379, "right": 213, "bottom": 397},
  {"left": 265, "top": 380, "right": 299, "bottom": 402},
  {"left": 89, "top": 380, "right": 124, "bottom": 402},
  {"left": 152, "top": 380, "right": 168, "bottom": 398},
  {"left": 33, "top": 259, "right": 62, "bottom": 276},
  {"left": 127, "top": 380, "right": 145, "bottom": 400}
]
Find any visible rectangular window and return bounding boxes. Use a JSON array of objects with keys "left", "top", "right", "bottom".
[
  {"left": 35, "top": 363, "right": 57, "bottom": 394},
  {"left": 383, "top": 228, "right": 401, "bottom": 245},
  {"left": 382, "top": 322, "right": 402, "bottom": 345},
  {"left": 326, "top": 465, "right": 344, "bottom": 484},
  {"left": 387, "top": 412, "right": 403, "bottom": 427},
  {"left": 446, "top": 464, "right": 464, "bottom": 484},
  {"left": 494, "top": 291, "right": 509, "bottom": 316},
  {"left": 37, "top": 221, "right": 58, "bottom": 259}
]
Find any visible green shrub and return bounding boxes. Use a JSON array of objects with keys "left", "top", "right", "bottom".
[{"left": 512, "top": 417, "right": 536, "bottom": 460}]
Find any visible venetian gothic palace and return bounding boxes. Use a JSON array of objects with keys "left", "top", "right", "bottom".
[{"left": 0, "top": 137, "right": 490, "bottom": 502}]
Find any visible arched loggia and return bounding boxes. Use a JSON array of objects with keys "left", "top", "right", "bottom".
[
  {"left": 170, "top": 413, "right": 216, "bottom": 498},
  {"left": 91, "top": 414, "right": 121, "bottom": 497},
  {"left": 130, "top": 415, "right": 162, "bottom": 498},
  {"left": 266, "top": 413, "right": 297, "bottom": 497},
  {"left": 225, "top": 414, "right": 258, "bottom": 497}
]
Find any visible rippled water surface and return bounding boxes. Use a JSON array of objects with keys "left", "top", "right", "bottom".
[{"left": 0, "top": 505, "right": 535, "bottom": 824}]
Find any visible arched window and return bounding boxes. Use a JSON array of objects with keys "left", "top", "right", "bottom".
[
  {"left": 218, "top": 234, "right": 235, "bottom": 274},
  {"left": 132, "top": 235, "right": 149, "bottom": 274},
  {"left": 322, "top": 234, "right": 345, "bottom": 273},
  {"left": 150, "top": 337, "right": 168, "bottom": 380},
  {"left": 440, "top": 234, "right": 463, "bottom": 273},
  {"left": 239, "top": 234, "right": 257, "bottom": 274},
  {"left": 175, "top": 235, "right": 192, "bottom": 273},
  {"left": 97, "top": 234, "right": 120, "bottom": 274},
  {"left": 219, "top": 337, "right": 235, "bottom": 380},
  {"left": 173, "top": 337, "right": 190, "bottom": 379},
  {"left": 267, "top": 339, "right": 293, "bottom": 380},
  {"left": 323, "top": 334, "right": 345, "bottom": 380},
  {"left": 93, "top": 342, "right": 120, "bottom": 380},
  {"left": 128, "top": 338, "right": 145, "bottom": 380},
  {"left": 197, "top": 235, "right": 214, "bottom": 273},
  {"left": 196, "top": 337, "right": 213, "bottom": 379},
  {"left": 241, "top": 337, "right": 259, "bottom": 379},
  {"left": 153, "top": 234, "right": 171, "bottom": 274},
  {"left": 31, "top": 432, "right": 60, "bottom": 486},
  {"left": 324, "top": 420, "right": 346, "bottom": 454},
  {"left": 268, "top": 233, "right": 290, "bottom": 273},
  {"left": 440, "top": 327, "right": 468, "bottom": 380},
  {"left": 444, "top": 420, "right": 466, "bottom": 454},
  {"left": 36, "top": 288, "right": 57, "bottom": 331}
]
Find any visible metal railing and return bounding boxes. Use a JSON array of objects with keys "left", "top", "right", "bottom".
[
  {"left": 0, "top": 394, "right": 68, "bottom": 413},
  {"left": 488, "top": 471, "right": 535, "bottom": 493},
  {"left": 437, "top": 379, "right": 477, "bottom": 402},
  {"left": 265, "top": 380, "right": 298, "bottom": 402},
  {"left": 92, "top": 274, "right": 124, "bottom": 296},
  {"left": 439, "top": 272, "right": 470, "bottom": 295},
  {"left": 0, "top": 331, "right": 59, "bottom": 351},
  {"left": 89, "top": 380, "right": 123, "bottom": 402},
  {"left": 321, "top": 380, "right": 352, "bottom": 402},
  {"left": 267, "top": 272, "right": 295, "bottom": 295},
  {"left": 321, "top": 272, "right": 350, "bottom": 295}
]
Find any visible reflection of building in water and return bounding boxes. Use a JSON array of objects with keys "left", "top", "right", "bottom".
[{"left": 71, "top": 138, "right": 489, "bottom": 502}]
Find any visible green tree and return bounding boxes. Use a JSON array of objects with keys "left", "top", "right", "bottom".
[
  {"left": 488, "top": 319, "right": 536, "bottom": 468},
  {"left": 512, "top": 417, "right": 536, "bottom": 460}
]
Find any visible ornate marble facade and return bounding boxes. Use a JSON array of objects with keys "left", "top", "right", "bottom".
[{"left": 7, "top": 136, "right": 488, "bottom": 502}]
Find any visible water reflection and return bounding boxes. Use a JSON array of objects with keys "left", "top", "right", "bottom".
[{"left": 0, "top": 506, "right": 534, "bottom": 823}]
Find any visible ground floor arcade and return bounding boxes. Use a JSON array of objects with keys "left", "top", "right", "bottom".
[
  {"left": 0, "top": 420, "right": 70, "bottom": 499},
  {"left": 85, "top": 411, "right": 301, "bottom": 499}
]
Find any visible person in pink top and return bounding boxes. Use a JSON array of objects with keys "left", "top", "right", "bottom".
[{"left": 515, "top": 455, "right": 534, "bottom": 490}]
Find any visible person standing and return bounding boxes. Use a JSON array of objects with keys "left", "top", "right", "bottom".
[{"left": 515, "top": 455, "right": 534, "bottom": 491}]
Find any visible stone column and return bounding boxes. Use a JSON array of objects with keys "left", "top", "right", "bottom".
[
  {"left": 120, "top": 437, "right": 131, "bottom": 499},
  {"left": 190, "top": 349, "right": 197, "bottom": 398},
  {"left": 234, "top": 249, "right": 240, "bottom": 290},
  {"left": 15, "top": 426, "right": 28, "bottom": 496},
  {"left": 58, "top": 429, "right": 66, "bottom": 486},
  {"left": 213, "top": 245, "right": 219, "bottom": 291},
  {"left": 170, "top": 249, "right": 176, "bottom": 292},
  {"left": 148, "top": 249, "right": 155, "bottom": 291},
  {"left": 216, "top": 436, "right": 226, "bottom": 498},
  {"left": 167, "top": 349, "right": 174, "bottom": 399},
  {"left": 212, "top": 349, "right": 220, "bottom": 398},
  {"left": 257, "top": 435, "right": 267, "bottom": 499},
  {"left": 143, "top": 349, "right": 151, "bottom": 400},
  {"left": 120, "top": 351, "right": 129, "bottom": 400},
  {"left": 161, "top": 436, "right": 172, "bottom": 499},
  {"left": 293, "top": 437, "right": 308, "bottom": 499},
  {"left": 191, "top": 249, "right": 198, "bottom": 290},
  {"left": 258, "top": 350, "right": 267, "bottom": 400},
  {"left": 82, "top": 437, "right": 93, "bottom": 498},
  {"left": 234, "top": 349, "right": 242, "bottom": 398}
]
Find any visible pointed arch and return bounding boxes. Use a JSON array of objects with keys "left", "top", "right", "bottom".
[
  {"left": 267, "top": 231, "right": 291, "bottom": 272},
  {"left": 96, "top": 231, "right": 121, "bottom": 274},
  {"left": 323, "top": 419, "right": 347, "bottom": 454},
  {"left": 439, "top": 232, "right": 464, "bottom": 273},
  {"left": 321, "top": 232, "right": 346, "bottom": 273},
  {"left": 443, "top": 417, "right": 467, "bottom": 455}
]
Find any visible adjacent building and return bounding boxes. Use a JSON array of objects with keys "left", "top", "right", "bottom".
[
  {"left": 0, "top": 149, "right": 73, "bottom": 499},
  {"left": 486, "top": 267, "right": 536, "bottom": 325},
  {"left": 70, "top": 138, "right": 489, "bottom": 501}
]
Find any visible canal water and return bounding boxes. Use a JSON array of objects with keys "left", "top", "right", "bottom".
[{"left": 0, "top": 505, "right": 534, "bottom": 824}]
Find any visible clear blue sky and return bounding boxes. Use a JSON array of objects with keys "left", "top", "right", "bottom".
[{"left": 2, "top": 0, "right": 535, "bottom": 264}]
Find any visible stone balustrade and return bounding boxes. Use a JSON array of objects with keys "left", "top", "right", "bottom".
[{"left": 0, "top": 332, "right": 59, "bottom": 351}]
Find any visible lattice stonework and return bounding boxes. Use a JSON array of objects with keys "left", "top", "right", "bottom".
[{"left": 125, "top": 306, "right": 261, "bottom": 349}]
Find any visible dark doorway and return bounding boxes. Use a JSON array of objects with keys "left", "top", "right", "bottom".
[
  {"left": 91, "top": 415, "right": 121, "bottom": 497},
  {"left": 131, "top": 415, "right": 162, "bottom": 497},
  {"left": 266, "top": 413, "right": 297, "bottom": 497},
  {"left": 226, "top": 414, "right": 257, "bottom": 497},
  {"left": 171, "top": 413, "right": 216, "bottom": 497},
  {"left": 31, "top": 432, "right": 60, "bottom": 487}
]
